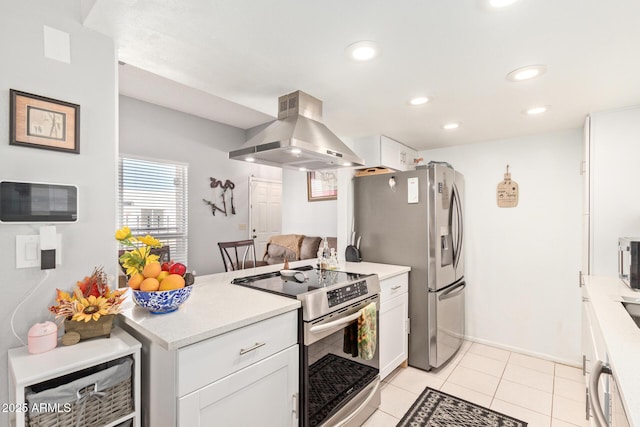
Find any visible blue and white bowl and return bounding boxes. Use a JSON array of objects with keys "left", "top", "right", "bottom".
[{"left": 131, "top": 286, "right": 193, "bottom": 314}]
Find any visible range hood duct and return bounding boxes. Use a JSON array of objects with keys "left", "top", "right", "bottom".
[{"left": 229, "top": 91, "right": 364, "bottom": 170}]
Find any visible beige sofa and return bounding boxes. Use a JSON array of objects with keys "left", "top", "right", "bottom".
[{"left": 263, "top": 235, "right": 337, "bottom": 265}]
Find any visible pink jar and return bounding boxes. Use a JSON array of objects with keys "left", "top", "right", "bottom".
[{"left": 28, "top": 321, "right": 58, "bottom": 354}]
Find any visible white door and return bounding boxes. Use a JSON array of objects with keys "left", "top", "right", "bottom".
[
  {"left": 177, "top": 345, "right": 299, "bottom": 427},
  {"left": 250, "top": 177, "right": 282, "bottom": 257}
]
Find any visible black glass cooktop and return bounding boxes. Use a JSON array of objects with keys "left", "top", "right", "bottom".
[{"left": 231, "top": 266, "right": 371, "bottom": 298}]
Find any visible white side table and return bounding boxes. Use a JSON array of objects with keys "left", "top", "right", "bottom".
[{"left": 8, "top": 327, "right": 141, "bottom": 427}]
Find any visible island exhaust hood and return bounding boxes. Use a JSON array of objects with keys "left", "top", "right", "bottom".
[{"left": 229, "top": 91, "right": 364, "bottom": 170}]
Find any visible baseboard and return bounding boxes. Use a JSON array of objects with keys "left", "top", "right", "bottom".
[{"left": 464, "top": 335, "right": 582, "bottom": 368}]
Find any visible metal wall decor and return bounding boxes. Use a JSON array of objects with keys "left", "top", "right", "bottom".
[{"left": 203, "top": 178, "right": 236, "bottom": 216}]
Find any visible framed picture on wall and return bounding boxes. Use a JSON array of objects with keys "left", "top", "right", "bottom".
[
  {"left": 307, "top": 170, "right": 338, "bottom": 201},
  {"left": 10, "top": 89, "right": 80, "bottom": 154}
]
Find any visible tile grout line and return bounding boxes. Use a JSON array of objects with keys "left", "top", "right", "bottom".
[{"left": 490, "top": 349, "right": 512, "bottom": 408}]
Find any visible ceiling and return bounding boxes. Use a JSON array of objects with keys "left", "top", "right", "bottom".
[{"left": 84, "top": 0, "right": 640, "bottom": 150}]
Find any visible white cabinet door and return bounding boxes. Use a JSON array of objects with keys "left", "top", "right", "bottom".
[
  {"left": 354, "top": 135, "right": 417, "bottom": 171},
  {"left": 380, "top": 136, "right": 405, "bottom": 171},
  {"left": 380, "top": 292, "right": 409, "bottom": 379},
  {"left": 178, "top": 345, "right": 298, "bottom": 427}
]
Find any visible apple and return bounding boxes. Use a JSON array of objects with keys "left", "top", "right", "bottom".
[
  {"left": 169, "top": 262, "right": 187, "bottom": 276},
  {"left": 161, "top": 261, "right": 174, "bottom": 272}
]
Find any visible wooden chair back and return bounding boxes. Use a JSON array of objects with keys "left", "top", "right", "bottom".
[{"left": 217, "top": 239, "right": 264, "bottom": 272}]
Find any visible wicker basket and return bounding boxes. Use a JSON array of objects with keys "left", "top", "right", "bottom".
[{"left": 25, "top": 357, "right": 133, "bottom": 427}]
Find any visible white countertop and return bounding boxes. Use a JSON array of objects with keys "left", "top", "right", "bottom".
[
  {"left": 584, "top": 276, "right": 640, "bottom": 426},
  {"left": 118, "top": 260, "right": 410, "bottom": 351}
]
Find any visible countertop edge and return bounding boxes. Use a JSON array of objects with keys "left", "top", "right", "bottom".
[{"left": 118, "top": 300, "right": 301, "bottom": 351}]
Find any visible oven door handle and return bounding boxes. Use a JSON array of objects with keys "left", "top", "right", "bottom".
[
  {"left": 309, "top": 310, "right": 363, "bottom": 334},
  {"left": 589, "top": 359, "right": 612, "bottom": 427},
  {"left": 334, "top": 380, "right": 380, "bottom": 427}
]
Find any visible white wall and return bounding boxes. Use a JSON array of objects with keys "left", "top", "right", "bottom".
[
  {"left": 0, "top": 1, "right": 117, "bottom": 422},
  {"left": 119, "top": 96, "right": 281, "bottom": 275},
  {"left": 422, "top": 129, "right": 583, "bottom": 364},
  {"left": 282, "top": 169, "right": 337, "bottom": 238},
  {"left": 590, "top": 107, "right": 640, "bottom": 276}
]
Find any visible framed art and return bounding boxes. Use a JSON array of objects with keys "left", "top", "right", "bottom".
[
  {"left": 307, "top": 170, "right": 338, "bottom": 201},
  {"left": 10, "top": 89, "right": 80, "bottom": 154}
]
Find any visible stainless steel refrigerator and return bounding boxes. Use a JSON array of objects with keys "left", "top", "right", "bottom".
[{"left": 354, "top": 162, "right": 465, "bottom": 371}]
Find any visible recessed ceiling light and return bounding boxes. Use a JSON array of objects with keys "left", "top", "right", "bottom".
[
  {"left": 524, "top": 106, "right": 549, "bottom": 115},
  {"left": 409, "top": 96, "right": 430, "bottom": 106},
  {"left": 346, "top": 41, "right": 379, "bottom": 62},
  {"left": 290, "top": 148, "right": 302, "bottom": 154},
  {"left": 506, "top": 64, "right": 547, "bottom": 82},
  {"left": 245, "top": 157, "right": 255, "bottom": 162},
  {"left": 299, "top": 167, "right": 307, "bottom": 172},
  {"left": 442, "top": 122, "right": 460, "bottom": 130},
  {"left": 343, "top": 162, "right": 352, "bottom": 167},
  {"left": 489, "top": 0, "right": 520, "bottom": 8}
]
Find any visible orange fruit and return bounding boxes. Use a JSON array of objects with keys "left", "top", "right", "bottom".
[
  {"left": 140, "top": 277, "right": 160, "bottom": 292},
  {"left": 142, "top": 262, "right": 161, "bottom": 279},
  {"left": 157, "top": 271, "right": 170, "bottom": 282},
  {"left": 159, "top": 274, "right": 185, "bottom": 291},
  {"left": 128, "top": 273, "right": 144, "bottom": 290}
]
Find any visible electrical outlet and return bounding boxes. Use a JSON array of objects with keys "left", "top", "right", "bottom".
[{"left": 16, "top": 234, "right": 62, "bottom": 268}]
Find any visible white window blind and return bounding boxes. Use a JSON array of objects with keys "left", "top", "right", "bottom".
[{"left": 118, "top": 156, "right": 188, "bottom": 264}]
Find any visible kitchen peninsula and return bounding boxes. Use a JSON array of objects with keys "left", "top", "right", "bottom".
[{"left": 117, "top": 260, "right": 410, "bottom": 427}]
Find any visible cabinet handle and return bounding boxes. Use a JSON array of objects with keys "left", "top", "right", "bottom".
[
  {"left": 391, "top": 285, "right": 402, "bottom": 291},
  {"left": 239, "top": 342, "right": 266, "bottom": 355},
  {"left": 292, "top": 393, "right": 298, "bottom": 417},
  {"left": 585, "top": 387, "right": 590, "bottom": 421}
]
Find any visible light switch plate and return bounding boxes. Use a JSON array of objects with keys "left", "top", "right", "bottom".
[{"left": 16, "top": 234, "right": 62, "bottom": 268}]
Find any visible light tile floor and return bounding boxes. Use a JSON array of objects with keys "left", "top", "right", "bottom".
[{"left": 362, "top": 341, "right": 589, "bottom": 427}]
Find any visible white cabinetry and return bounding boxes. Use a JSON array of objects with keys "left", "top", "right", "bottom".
[
  {"left": 178, "top": 345, "right": 298, "bottom": 427},
  {"left": 379, "top": 272, "right": 409, "bottom": 379},
  {"left": 587, "top": 107, "right": 640, "bottom": 275},
  {"left": 8, "top": 328, "right": 141, "bottom": 427},
  {"left": 582, "top": 285, "right": 609, "bottom": 426},
  {"left": 122, "top": 310, "right": 299, "bottom": 427},
  {"left": 354, "top": 135, "right": 418, "bottom": 171}
]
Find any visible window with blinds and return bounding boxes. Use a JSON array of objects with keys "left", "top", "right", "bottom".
[{"left": 118, "top": 156, "right": 188, "bottom": 264}]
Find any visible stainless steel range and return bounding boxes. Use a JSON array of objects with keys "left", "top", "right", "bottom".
[{"left": 232, "top": 266, "right": 381, "bottom": 427}]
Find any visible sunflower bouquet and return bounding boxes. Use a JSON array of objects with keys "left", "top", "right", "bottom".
[
  {"left": 49, "top": 266, "right": 126, "bottom": 323},
  {"left": 115, "top": 226, "right": 162, "bottom": 276}
]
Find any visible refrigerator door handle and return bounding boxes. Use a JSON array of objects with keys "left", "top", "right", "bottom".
[
  {"left": 452, "top": 183, "right": 464, "bottom": 269},
  {"left": 438, "top": 281, "right": 466, "bottom": 301}
]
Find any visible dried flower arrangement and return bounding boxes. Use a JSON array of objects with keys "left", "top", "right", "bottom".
[{"left": 49, "top": 266, "right": 126, "bottom": 323}]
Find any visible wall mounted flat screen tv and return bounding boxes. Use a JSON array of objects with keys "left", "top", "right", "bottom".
[{"left": 0, "top": 181, "right": 78, "bottom": 223}]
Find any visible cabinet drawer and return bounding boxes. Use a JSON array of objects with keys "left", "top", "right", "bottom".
[
  {"left": 177, "top": 310, "right": 298, "bottom": 396},
  {"left": 381, "top": 273, "right": 409, "bottom": 302}
]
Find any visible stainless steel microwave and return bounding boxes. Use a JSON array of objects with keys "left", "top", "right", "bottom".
[{"left": 618, "top": 237, "right": 640, "bottom": 290}]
